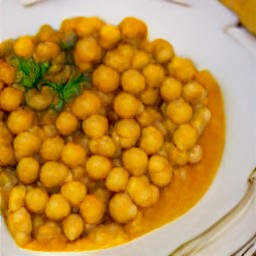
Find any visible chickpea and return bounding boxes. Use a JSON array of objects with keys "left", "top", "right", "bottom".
[
  {"left": 168, "top": 144, "right": 188, "bottom": 166},
  {"left": 61, "top": 181, "right": 87, "bottom": 206},
  {"left": 14, "top": 36, "right": 35, "bottom": 58},
  {"left": 0, "top": 39, "right": 13, "bottom": 57},
  {"left": 188, "top": 145, "right": 203, "bottom": 164},
  {"left": 45, "top": 194, "right": 70, "bottom": 220},
  {"left": 0, "top": 144, "right": 14, "bottom": 166},
  {"left": 140, "top": 126, "right": 164, "bottom": 155},
  {"left": 105, "top": 167, "right": 129, "bottom": 192},
  {"left": 86, "top": 155, "right": 112, "bottom": 180},
  {"left": 82, "top": 114, "right": 108, "bottom": 139},
  {"left": 37, "top": 24, "right": 60, "bottom": 44},
  {"left": 112, "top": 118, "right": 140, "bottom": 148},
  {"left": 71, "top": 91, "right": 102, "bottom": 120},
  {"left": 0, "top": 122, "right": 12, "bottom": 146},
  {"left": 121, "top": 69, "right": 146, "bottom": 94},
  {"left": 136, "top": 184, "right": 159, "bottom": 208},
  {"left": 16, "top": 157, "right": 39, "bottom": 184},
  {"left": 139, "top": 87, "right": 159, "bottom": 105},
  {"left": 7, "top": 109, "right": 34, "bottom": 135},
  {"left": 92, "top": 64, "right": 120, "bottom": 93},
  {"left": 99, "top": 24, "right": 121, "bottom": 49},
  {"left": 0, "top": 87, "right": 23, "bottom": 112},
  {"left": 136, "top": 107, "right": 161, "bottom": 127},
  {"left": 164, "top": 118, "right": 177, "bottom": 135},
  {"left": 166, "top": 99, "right": 193, "bottom": 125},
  {"left": 40, "top": 161, "right": 69, "bottom": 188},
  {"left": 122, "top": 147, "right": 148, "bottom": 176},
  {"left": 7, "top": 207, "right": 32, "bottom": 245},
  {"left": 151, "top": 39, "right": 174, "bottom": 64},
  {"left": 40, "top": 136, "right": 65, "bottom": 161},
  {"left": 60, "top": 17, "right": 83, "bottom": 32},
  {"left": 29, "top": 125, "right": 46, "bottom": 141},
  {"left": 182, "top": 82, "right": 204, "bottom": 103},
  {"left": 117, "top": 44, "right": 135, "bottom": 59},
  {"left": 167, "top": 56, "right": 196, "bottom": 82},
  {"left": 88, "top": 223, "right": 126, "bottom": 245},
  {"left": 109, "top": 193, "right": 137, "bottom": 224},
  {"left": 65, "top": 170, "right": 74, "bottom": 183},
  {"left": 62, "top": 214, "right": 84, "bottom": 241},
  {"left": 194, "top": 69, "right": 217, "bottom": 89},
  {"left": 191, "top": 107, "right": 211, "bottom": 136},
  {"left": 35, "top": 220, "right": 61, "bottom": 243},
  {"left": 126, "top": 176, "right": 159, "bottom": 208},
  {"left": 160, "top": 77, "right": 182, "bottom": 102},
  {"left": 45, "top": 51, "right": 66, "bottom": 75},
  {"left": 88, "top": 136, "right": 117, "bottom": 157},
  {"left": 80, "top": 194, "right": 105, "bottom": 224},
  {"left": 132, "top": 50, "right": 151, "bottom": 70},
  {"left": 75, "top": 17, "right": 104, "bottom": 38},
  {"left": 25, "top": 187, "right": 49, "bottom": 213},
  {"left": 104, "top": 49, "right": 131, "bottom": 73},
  {"left": 0, "top": 169, "right": 17, "bottom": 194},
  {"left": 55, "top": 111, "right": 78, "bottom": 136},
  {"left": 32, "top": 215, "right": 45, "bottom": 235},
  {"left": 0, "top": 121, "right": 13, "bottom": 146},
  {"left": 119, "top": 17, "right": 148, "bottom": 43},
  {"left": 148, "top": 155, "right": 172, "bottom": 187},
  {"left": 0, "top": 60, "right": 16, "bottom": 85},
  {"left": 113, "top": 92, "right": 141, "bottom": 118},
  {"left": 14, "top": 131, "right": 41, "bottom": 159},
  {"left": 86, "top": 16, "right": 104, "bottom": 30},
  {"left": 34, "top": 42, "right": 60, "bottom": 62},
  {"left": 74, "top": 37, "right": 102, "bottom": 64},
  {"left": 140, "top": 39, "right": 154, "bottom": 52},
  {"left": 25, "top": 87, "right": 55, "bottom": 111},
  {"left": 142, "top": 64, "right": 165, "bottom": 88},
  {"left": 173, "top": 124, "right": 198, "bottom": 151},
  {"left": 8, "top": 185, "right": 26, "bottom": 212},
  {"left": 61, "top": 142, "right": 86, "bottom": 168},
  {"left": 153, "top": 119, "right": 168, "bottom": 138}
]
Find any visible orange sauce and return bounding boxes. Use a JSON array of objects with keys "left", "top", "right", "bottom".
[{"left": 24, "top": 70, "right": 225, "bottom": 252}]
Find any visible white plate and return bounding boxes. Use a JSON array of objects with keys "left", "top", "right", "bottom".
[{"left": 1, "top": 0, "right": 255, "bottom": 255}]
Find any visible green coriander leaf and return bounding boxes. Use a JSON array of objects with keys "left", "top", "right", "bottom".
[
  {"left": 52, "top": 98, "right": 65, "bottom": 112},
  {"left": 11, "top": 57, "right": 50, "bottom": 89},
  {"left": 45, "top": 80, "right": 59, "bottom": 92},
  {"left": 40, "top": 62, "right": 51, "bottom": 76},
  {"left": 46, "top": 73, "right": 91, "bottom": 112},
  {"left": 62, "top": 74, "right": 84, "bottom": 101}
]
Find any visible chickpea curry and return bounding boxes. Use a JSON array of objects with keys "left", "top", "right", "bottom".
[{"left": 0, "top": 16, "right": 225, "bottom": 251}]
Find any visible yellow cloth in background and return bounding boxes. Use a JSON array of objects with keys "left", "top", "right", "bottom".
[{"left": 220, "top": 0, "right": 256, "bottom": 35}]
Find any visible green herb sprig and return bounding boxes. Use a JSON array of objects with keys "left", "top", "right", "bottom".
[
  {"left": 9, "top": 56, "right": 91, "bottom": 111},
  {"left": 46, "top": 74, "right": 91, "bottom": 112},
  {"left": 14, "top": 57, "right": 50, "bottom": 89}
]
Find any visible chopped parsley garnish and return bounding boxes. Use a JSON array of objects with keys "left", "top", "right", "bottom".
[{"left": 9, "top": 56, "right": 91, "bottom": 111}]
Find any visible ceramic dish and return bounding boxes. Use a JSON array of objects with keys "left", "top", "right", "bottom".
[{"left": 0, "top": 0, "right": 255, "bottom": 255}]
